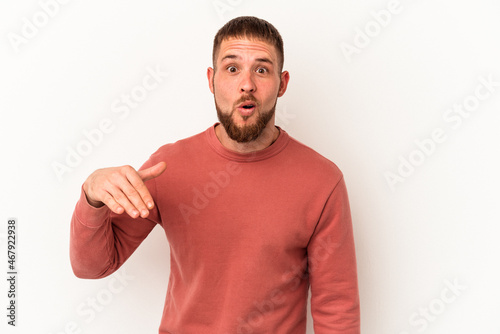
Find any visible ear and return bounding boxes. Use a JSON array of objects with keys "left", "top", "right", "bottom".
[
  {"left": 278, "top": 71, "right": 290, "bottom": 97},
  {"left": 207, "top": 67, "right": 215, "bottom": 94}
]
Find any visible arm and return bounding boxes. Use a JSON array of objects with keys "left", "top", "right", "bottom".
[
  {"left": 70, "top": 160, "right": 166, "bottom": 279},
  {"left": 307, "top": 176, "right": 360, "bottom": 333}
]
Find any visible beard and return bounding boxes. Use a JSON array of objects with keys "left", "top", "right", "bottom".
[{"left": 215, "top": 94, "right": 277, "bottom": 143}]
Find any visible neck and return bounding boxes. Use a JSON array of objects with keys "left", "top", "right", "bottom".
[{"left": 215, "top": 121, "right": 280, "bottom": 154}]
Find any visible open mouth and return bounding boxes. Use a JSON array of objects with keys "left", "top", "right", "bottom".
[{"left": 237, "top": 101, "right": 257, "bottom": 116}]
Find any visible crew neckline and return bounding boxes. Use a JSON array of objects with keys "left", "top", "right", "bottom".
[{"left": 205, "top": 123, "right": 289, "bottom": 162}]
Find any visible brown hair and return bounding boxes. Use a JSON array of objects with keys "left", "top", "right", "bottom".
[{"left": 212, "top": 16, "right": 284, "bottom": 72}]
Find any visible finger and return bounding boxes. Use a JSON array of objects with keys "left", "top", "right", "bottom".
[
  {"left": 138, "top": 161, "right": 167, "bottom": 182},
  {"left": 103, "top": 170, "right": 145, "bottom": 218},
  {"left": 112, "top": 173, "right": 151, "bottom": 218},
  {"left": 99, "top": 191, "right": 125, "bottom": 215},
  {"left": 126, "top": 170, "right": 155, "bottom": 212},
  {"left": 107, "top": 183, "right": 143, "bottom": 218}
]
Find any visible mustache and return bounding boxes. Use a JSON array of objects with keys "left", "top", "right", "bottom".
[{"left": 234, "top": 94, "right": 259, "bottom": 108}]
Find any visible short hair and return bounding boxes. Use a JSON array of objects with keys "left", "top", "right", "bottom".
[{"left": 212, "top": 16, "right": 284, "bottom": 72}]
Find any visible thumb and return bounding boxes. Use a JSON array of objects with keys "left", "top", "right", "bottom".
[{"left": 138, "top": 161, "right": 167, "bottom": 182}]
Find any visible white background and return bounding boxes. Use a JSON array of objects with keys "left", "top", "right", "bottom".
[{"left": 1, "top": 0, "right": 499, "bottom": 333}]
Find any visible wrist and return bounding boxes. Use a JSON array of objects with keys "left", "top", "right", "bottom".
[
  {"left": 85, "top": 195, "right": 104, "bottom": 208},
  {"left": 82, "top": 183, "right": 104, "bottom": 208}
]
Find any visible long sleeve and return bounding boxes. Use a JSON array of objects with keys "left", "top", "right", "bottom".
[
  {"left": 69, "top": 159, "right": 161, "bottom": 279},
  {"left": 69, "top": 125, "right": 361, "bottom": 333},
  {"left": 307, "top": 176, "right": 360, "bottom": 333}
]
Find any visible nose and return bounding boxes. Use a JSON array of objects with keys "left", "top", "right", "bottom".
[{"left": 239, "top": 70, "right": 256, "bottom": 93}]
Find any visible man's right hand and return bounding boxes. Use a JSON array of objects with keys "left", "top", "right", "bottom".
[{"left": 82, "top": 162, "right": 167, "bottom": 219}]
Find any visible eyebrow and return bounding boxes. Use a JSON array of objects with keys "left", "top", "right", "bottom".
[
  {"left": 256, "top": 57, "right": 273, "bottom": 65},
  {"left": 221, "top": 54, "right": 274, "bottom": 65}
]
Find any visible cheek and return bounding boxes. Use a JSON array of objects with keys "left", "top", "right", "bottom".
[
  {"left": 214, "top": 76, "right": 233, "bottom": 99},
  {"left": 213, "top": 85, "right": 229, "bottom": 103},
  {"left": 261, "top": 82, "right": 281, "bottom": 102},
  {"left": 214, "top": 87, "right": 232, "bottom": 105}
]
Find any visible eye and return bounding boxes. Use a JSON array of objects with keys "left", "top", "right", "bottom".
[
  {"left": 227, "top": 66, "right": 238, "bottom": 73},
  {"left": 256, "top": 67, "right": 268, "bottom": 74}
]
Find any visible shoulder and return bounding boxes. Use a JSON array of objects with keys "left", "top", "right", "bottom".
[
  {"left": 284, "top": 133, "right": 344, "bottom": 185},
  {"left": 148, "top": 129, "right": 208, "bottom": 162}
]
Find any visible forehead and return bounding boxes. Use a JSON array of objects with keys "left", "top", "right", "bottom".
[{"left": 217, "top": 38, "right": 278, "bottom": 63}]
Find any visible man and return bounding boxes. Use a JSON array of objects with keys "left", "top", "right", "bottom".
[{"left": 70, "top": 16, "right": 360, "bottom": 333}]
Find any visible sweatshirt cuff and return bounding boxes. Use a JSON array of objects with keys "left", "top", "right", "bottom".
[{"left": 75, "top": 186, "right": 111, "bottom": 228}]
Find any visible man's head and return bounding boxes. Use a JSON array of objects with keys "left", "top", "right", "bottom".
[
  {"left": 208, "top": 16, "right": 289, "bottom": 144},
  {"left": 212, "top": 16, "right": 285, "bottom": 73}
]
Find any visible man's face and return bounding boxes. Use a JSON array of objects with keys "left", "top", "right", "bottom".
[{"left": 207, "top": 38, "right": 289, "bottom": 143}]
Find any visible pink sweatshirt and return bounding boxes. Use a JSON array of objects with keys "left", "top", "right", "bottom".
[{"left": 70, "top": 124, "right": 360, "bottom": 333}]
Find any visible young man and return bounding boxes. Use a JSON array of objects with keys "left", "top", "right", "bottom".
[{"left": 70, "top": 16, "right": 360, "bottom": 333}]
